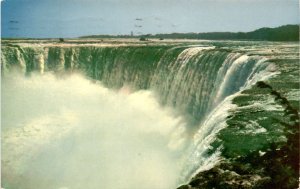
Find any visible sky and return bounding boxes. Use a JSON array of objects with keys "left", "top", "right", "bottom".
[{"left": 1, "top": 0, "right": 299, "bottom": 38}]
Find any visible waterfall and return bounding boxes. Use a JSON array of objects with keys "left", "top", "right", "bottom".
[
  {"left": 1, "top": 43, "right": 276, "bottom": 188},
  {"left": 179, "top": 60, "right": 279, "bottom": 182},
  {"left": 1, "top": 45, "right": 268, "bottom": 124}
]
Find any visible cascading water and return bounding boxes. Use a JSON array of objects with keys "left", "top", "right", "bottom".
[
  {"left": 2, "top": 44, "right": 269, "bottom": 124},
  {"left": 179, "top": 59, "right": 279, "bottom": 182},
  {"left": 2, "top": 40, "right": 296, "bottom": 189}
]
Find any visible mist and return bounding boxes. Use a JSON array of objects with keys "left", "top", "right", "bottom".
[{"left": 2, "top": 73, "right": 188, "bottom": 189}]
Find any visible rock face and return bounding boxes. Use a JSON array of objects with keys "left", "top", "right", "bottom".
[{"left": 178, "top": 163, "right": 271, "bottom": 189}]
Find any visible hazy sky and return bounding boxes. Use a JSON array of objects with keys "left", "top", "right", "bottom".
[{"left": 2, "top": 0, "right": 299, "bottom": 38}]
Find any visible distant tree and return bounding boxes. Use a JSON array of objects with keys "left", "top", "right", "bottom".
[
  {"left": 59, "top": 38, "right": 64, "bottom": 42},
  {"left": 139, "top": 37, "right": 147, "bottom": 41}
]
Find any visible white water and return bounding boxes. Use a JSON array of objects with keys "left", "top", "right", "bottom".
[
  {"left": 179, "top": 61, "right": 280, "bottom": 182},
  {"left": 179, "top": 94, "right": 238, "bottom": 182},
  {"left": 1, "top": 44, "right": 282, "bottom": 188},
  {"left": 2, "top": 74, "right": 188, "bottom": 189}
]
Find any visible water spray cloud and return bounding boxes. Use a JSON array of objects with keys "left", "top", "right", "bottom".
[{"left": 2, "top": 73, "right": 188, "bottom": 189}]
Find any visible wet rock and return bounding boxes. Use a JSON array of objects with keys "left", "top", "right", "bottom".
[
  {"left": 177, "top": 184, "right": 192, "bottom": 189},
  {"left": 256, "top": 81, "right": 272, "bottom": 89}
]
